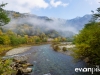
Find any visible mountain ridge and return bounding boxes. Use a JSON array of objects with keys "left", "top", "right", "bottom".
[{"left": 3, "top": 10, "right": 92, "bottom": 37}]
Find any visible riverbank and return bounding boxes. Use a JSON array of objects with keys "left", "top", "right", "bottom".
[
  {"left": 0, "top": 45, "right": 33, "bottom": 75},
  {"left": 6, "top": 46, "right": 32, "bottom": 56},
  {"left": 0, "top": 42, "right": 51, "bottom": 56},
  {"left": 0, "top": 44, "right": 32, "bottom": 56},
  {"left": 0, "top": 45, "right": 14, "bottom": 56}
]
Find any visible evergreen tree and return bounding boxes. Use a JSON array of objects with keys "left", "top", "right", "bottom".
[{"left": 0, "top": 3, "right": 10, "bottom": 26}]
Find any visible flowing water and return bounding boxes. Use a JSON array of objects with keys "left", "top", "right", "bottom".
[
  {"left": 20, "top": 44, "right": 91, "bottom": 75},
  {"left": 4, "top": 44, "right": 92, "bottom": 75}
]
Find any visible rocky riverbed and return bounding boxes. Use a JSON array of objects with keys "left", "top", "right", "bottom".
[{"left": 3, "top": 46, "right": 33, "bottom": 75}]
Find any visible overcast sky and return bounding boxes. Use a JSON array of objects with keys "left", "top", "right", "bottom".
[{"left": 1, "top": 0, "right": 100, "bottom": 19}]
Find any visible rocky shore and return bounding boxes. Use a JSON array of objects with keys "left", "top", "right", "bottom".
[
  {"left": 3, "top": 46, "right": 33, "bottom": 75},
  {"left": 6, "top": 47, "right": 32, "bottom": 56}
]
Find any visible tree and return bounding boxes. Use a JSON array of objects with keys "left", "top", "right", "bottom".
[
  {"left": 90, "top": 6, "right": 100, "bottom": 22},
  {"left": 6, "top": 30, "right": 15, "bottom": 36},
  {"left": 2, "top": 35, "right": 11, "bottom": 45},
  {"left": 0, "top": 3, "right": 10, "bottom": 26},
  {"left": 74, "top": 6, "right": 100, "bottom": 65}
]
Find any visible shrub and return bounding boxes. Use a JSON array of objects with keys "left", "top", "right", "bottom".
[
  {"left": 62, "top": 47, "right": 67, "bottom": 51},
  {"left": 53, "top": 45, "right": 60, "bottom": 51},
  {"left": 10, "top": 35, "right": 27, "bottom": 46},
  {"left": 0, "top": 35, "right": 11, "bottom": 45},
  {"left": 0, "top": 58, "right": 14, "bottom": 75}
]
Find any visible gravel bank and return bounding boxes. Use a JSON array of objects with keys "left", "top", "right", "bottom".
[
  {"left": 6, "top": 47, "right": 32, "bottom": 56},
  {"left": 58, "top": 45, "right": 75, "bottom": 55},
  {"left": 59, "top": 45, "right": 75, "bottom": 49}
]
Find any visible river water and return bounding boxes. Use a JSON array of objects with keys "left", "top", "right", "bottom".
[
  {"left": 19, "top": 44, "right": 91, "bottom": 75},
  {"left": 4, "top": 44, "right": 92, "bottom": 75}
]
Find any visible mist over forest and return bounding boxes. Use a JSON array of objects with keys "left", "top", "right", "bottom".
[{"left": 2, "top": 11, "right": 92, "bottom": 38}]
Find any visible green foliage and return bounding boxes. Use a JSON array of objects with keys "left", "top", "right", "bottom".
[
  {"left": 6, "top": 30, "right": 15, "bottom": 36},
  {"left": 52, "top": 37, "right": 67, "bottom": 44},
  {"left": 39, "top": 33, "right": 47, "bottom": 42},
  {"left": 53, "top": 38, "right": 60, "bottom": 43},
  {"left": 0, "top": 3, "right": 10, "bottom": 26},
  {"left": 0, "top": 30, "right": 50, "bottom": 47},
  {"left": 91, "top": 7, "right": 100, "bottom": 21},
  {"left": 0, "top": 35, "right": 10, "bottom": 45},
  {"left": 35, "top": 37, "right": 41, "bottom": 43},
  {"left": 10, "top": 35, "right": 27, "bottom": 46},
  {"left": 74, "top": 22, "right": 100, "bottom": 65},
  {"left": 0, "top": 58, "right": 13, "bottom": 75}
]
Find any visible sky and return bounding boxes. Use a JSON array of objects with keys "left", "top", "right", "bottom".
[{"left": 1, "top": 0, "right": 100, "bottom": 19}]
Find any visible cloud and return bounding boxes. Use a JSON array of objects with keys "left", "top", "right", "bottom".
[
  {"left": 0, "top": 0, "right": 69, "bottom": 13},
  {"left": 85, "top": 0, "right": 100, "bottom": 5},
  {"left": 0, "top": 0, "right": 49, "bottom": 13},
  {"left": 94, "top": 0, "right": 100, "bottom": 3},
  {"left": 50, "top": 0, "right": 69, "bottom": 7}
]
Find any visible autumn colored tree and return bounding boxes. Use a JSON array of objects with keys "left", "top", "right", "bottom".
[{"left": 74, "top": 6, "right": 100, "bottom": 65}]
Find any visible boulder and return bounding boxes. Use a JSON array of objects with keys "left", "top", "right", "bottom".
[
  {"left": 26, "top": 63, "right": 33, "bottom": 66},
  {"left": 21, "top": 67, "right": 33, "bottom": 73}
]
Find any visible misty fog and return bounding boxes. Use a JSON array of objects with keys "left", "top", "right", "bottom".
[{"left": 3, "top": 14, "right": 78, "bottom": 34}]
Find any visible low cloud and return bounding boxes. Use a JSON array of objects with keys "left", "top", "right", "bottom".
[
  {"left": 85, "top": 0, "right": 100, "bottom": 5},
  {"left": 4, "top": 15, "right": 77, "bottom": 35}
]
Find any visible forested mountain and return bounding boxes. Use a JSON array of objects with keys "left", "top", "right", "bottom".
[{"left": 2, "top": 11, "right": 92, "bottom": 37}]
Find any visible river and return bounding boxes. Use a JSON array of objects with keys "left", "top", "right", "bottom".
[
  {"left": 4, "top": 44, "right": 92, "bottom": 75},
  {"left": 18, "top": 44, "right": 91, "bottom": 75}
]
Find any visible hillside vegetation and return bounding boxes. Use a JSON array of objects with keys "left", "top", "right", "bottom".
[{"left": 74, "top": 6, "right": 100, "bottom": 65}]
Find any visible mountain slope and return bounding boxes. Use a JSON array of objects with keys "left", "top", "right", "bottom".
[{"left": 3, "top": 11, "right": 92, "bottom": 37}]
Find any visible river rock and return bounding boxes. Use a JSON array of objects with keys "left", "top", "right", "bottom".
[
  {"left": 14, "top": 56, "right": 28, "bottom": 61},
  {"left": 21, "top": 67, "right": 33, "bottom": 73},
  {"left": 26, "top": 63, "right": 33, "bottom": 66}
]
